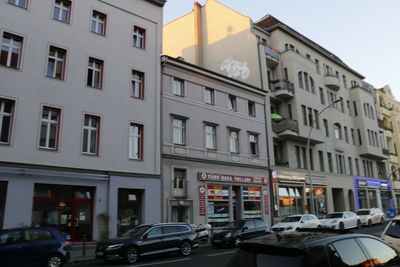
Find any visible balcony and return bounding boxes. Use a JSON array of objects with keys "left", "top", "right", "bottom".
[
  {"left": 264, "top": 46, "right": 280, "bottom": 68},
  {"left": 272, "top": 118, "right": 299, "bottom": 134},
  {"left": 272, "top": 118, "right": 323, "bottom": 144},
  {"left": 382, "top": 148, "right": 390, "bottom": 156},
  {"left": 359, "top": 145, "right": 386, "bottom": 160},
  {"left": 378, "top": 119, "right": 385, "bottom": 131},
  {"left": 323, "top": 74, "right": 341, "bottom": 91},
  {"left": 270, "top": 79, "right": 294, "bottom": 100}
]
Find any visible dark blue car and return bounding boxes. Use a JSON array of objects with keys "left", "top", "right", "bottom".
[{"left": 0, "top": 227, "right": 70, "bottom": 267}]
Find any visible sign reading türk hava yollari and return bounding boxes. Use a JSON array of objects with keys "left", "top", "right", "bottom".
[{"left": 198, "top": 172, "right": 268, "bottom": 185}]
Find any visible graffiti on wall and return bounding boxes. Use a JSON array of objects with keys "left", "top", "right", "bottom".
[{"left": 220, "top": 58, "right": 250, "bottom": 80}]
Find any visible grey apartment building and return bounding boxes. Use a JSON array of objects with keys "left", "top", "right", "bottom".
[
  {"left": 0, "top": 0, "right": 165, "bottom": 241},
  {"left": 161, "top": 56, "right": 271, "bottom": 226}
]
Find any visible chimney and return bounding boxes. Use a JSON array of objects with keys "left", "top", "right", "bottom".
[{"left": 193, "top": 2, "right": 203, "bottom": 66}]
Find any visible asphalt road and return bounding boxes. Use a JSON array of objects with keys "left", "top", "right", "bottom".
[{"left": 66, "top": 222, "right": 389, "bottom": 267}]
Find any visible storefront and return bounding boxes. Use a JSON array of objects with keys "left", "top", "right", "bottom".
[
  {"left": 0, "top": 181, "right": 7, "bottom": 229},
  {"left": 198, "top": 172, "right": 268, "bottom": 227},
  {"left": 117, "top": 189, "right": 142, "bottom": 236},
  {"left": 354, "top": 178, "right": 392, "bottom": 211},
  {"left": 306, "top": 187, "right": 327, "bottom": 217}
]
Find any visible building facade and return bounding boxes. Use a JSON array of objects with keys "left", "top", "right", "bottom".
[
  {"left": 161, "top": 56, "right": 271, "bottom": 226},
  {"left": 0, "top": 0, "right": 165, "bottom": 240},
  {"left": 163, "top": 0, "right": 390, "bottom": 222}
]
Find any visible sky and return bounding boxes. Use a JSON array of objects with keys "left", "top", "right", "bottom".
[{"left": 164, "top": 0, "right": 400, "bottom": 100}]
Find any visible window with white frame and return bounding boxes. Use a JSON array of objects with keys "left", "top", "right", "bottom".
[
  {"left": 39, "top": 107, "right": 60, "bottom": 150},
  {"left": 334, "top": 123, "right": 342, "bottom": 140},
  {"left": 82, "top": 115, "right": 99, "bottom": 155},
  {"left": 249, "top": 133, "right": 258, "bottom": 156},
  {"left": 172, "top": 118, "right": 185, "bottom": 145},
  {"left": 91, "top": 11, "right": 106, "bottom": 35},
  {"left": 0, "top": 99, "right": 15, "bottom": 144},
  {"left": 229, "top": 129, "right": 239, "bottom": 153},
  {"left": 205, "top": 124, "right": 216, "bottom": 150},
  {"left": 47, "top": 46, "right": 66, "bottom": 80},
  {"left": 0, "top": 32, "right": 23, "bottom": 69},
  {"left": 228, "top": 95, "right": 237, "bottom": 111},
  {"left": 204, "top": 87, "right": 215, "bottom": 105},
  {"left": 248, "top": 101, "right": 256, "bottom": 117},
  {"left": 87, "top": 57, "right": 103, "bottom": 88},
  {"left": 131, "top": 70, "right": 144, "bottom": 99},
  {"left": 172, "top": 77, "right": 184, "bottom": 96},
  {"left": 173, "top": 168, "right": 186, "bottom": 189},
  {"left": 7, "top": 0, "right": 28, "bottom": 8},
  {"left": 129, "top": 123, "right": 143, "bottom": 160},
  {"left": 133, "top": 26, "right": 145, "bottom": 49},
  {"left": 53, "top": 0, "right": 71, "bottom": 23}
]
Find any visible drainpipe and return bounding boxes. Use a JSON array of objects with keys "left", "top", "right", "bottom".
[{"left": 193, "top": 2, "right": 203, "bottom": 66}]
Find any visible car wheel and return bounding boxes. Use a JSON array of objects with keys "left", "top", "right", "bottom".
[
  {"left": 339, "top": 222, "right": 344, "bottom": 230},
  {"left": 234, "top": 237, "right": 241, "bottom": 247},
  {"left": 317, "top": 224, "right": 322, "bottom": 229},
  {"left": 46, "top": 255, "right": 63, "bottom": 267},
  {"left": 180, "top": 240, "right": 192, "bottom": 256},
  {"left": 125, "top": 246, "right": 139, "bottom": 264},
  {"left": 368, "top": 219, "right": 372, "bottom": 227},
  {"left": 357, "top": 220, "right": 362, "bottom": 229}
]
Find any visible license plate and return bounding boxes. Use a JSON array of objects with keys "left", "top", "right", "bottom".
[{"left": 96, "top": 252, "right": 104, "bottom": 256}]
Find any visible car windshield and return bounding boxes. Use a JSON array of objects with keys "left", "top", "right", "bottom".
[
  {"left": 356, "top": 210, "right": 370, "bottom": 215},
  {"left": 385, "top": 220, "right": 400, "bottom": 238},
  {"left": 224, "top": 221, "right": 244, "bottom": 229},
  {"left": 326, "top": 213, "right": 343, "bottom": 219},
  {"left": 122, "top": 225, "right": 151, "bottom": 237},
  {"left": 282, "top": 216, "right": 302, "bottom": 223}
]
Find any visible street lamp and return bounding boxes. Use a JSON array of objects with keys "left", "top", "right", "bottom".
[{"left": 306, "top": 99, "right": 342, "bottom": 216}]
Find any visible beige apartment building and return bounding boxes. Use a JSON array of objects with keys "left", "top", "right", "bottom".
[
  {"left": 163, "top": 0, "right": 390, "bottom": 221},
  {"left": 376, "top": 86, "right": 400, "bottom": 208}
]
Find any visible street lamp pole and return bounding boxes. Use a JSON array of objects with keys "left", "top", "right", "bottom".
[{"left": 306, "top": 99, "right": 342, "bottom": 216}]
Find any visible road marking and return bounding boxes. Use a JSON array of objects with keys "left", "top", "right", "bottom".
[
  {"left": 208, "top": 251, "right": 236, "bottom": 257},
  {"left": 132, "top": 258, "right": 192, "bottom": 267}
]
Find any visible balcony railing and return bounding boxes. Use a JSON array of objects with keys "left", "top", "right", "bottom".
[
  {"left": 270, "top": 79, "right": 294, "bottom": 93},
  {"left": 323, "top": 74, "right": 341, "bottom": 91},
  {"left": 272, "top": 118, "right": 299, "bottom": 134},
  {"left": 264, "top": 46, "right": 280, "bottom": 61},
  {"left": 382, "top": 148, "right": 390, "bottom": 155}
]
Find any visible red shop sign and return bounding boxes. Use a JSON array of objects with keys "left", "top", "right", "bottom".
[
  {"left": 199, "top": 186, "right": 206, "bottom": 216},
  {"left": 198, "top": 172, "right": 268, "bottom": 185},
  {"left": 263, "top": 190, "right": 269, "bottom": 215}
]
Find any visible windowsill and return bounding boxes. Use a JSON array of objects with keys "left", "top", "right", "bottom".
[
  {"left": 90, "top": 31, "right": 106, "bottom": 37},
  {"left": 38, "top": 146, "right": 58, "bottom": 152},
  {"left": 206, "top": 148, "right": 217, "bottom": 151},
  {"left": 81, "top": 152, "right": 99, "bottom": 157},
  {"left": 87, "top": 85, "right": 103, "bottom": 90},
  {"left": 46, "top": 75, "right": 65, "bottom": 81},
  {"left": 172, "top": 93, "right": 185, "bottom": 97},
  {"left": 0, "top": 64, "right": 21, "bottom": 71},
  {"left": 6, "top": 2, "right": 28, "bottom": 10},
  {"left": 130, "top": 95, "right": 144, "bottom": 100},
  {"left": 132, "top": 45, "right": 146, "bottom": 50},
  {"left": 172, "top": 143, "right": 186, "bottom": 146},
  {"left": 52, "top": 18, "right": 70, "bottom": 25},
  {"left": 128, "top": 157, "right": 143, "bottom": 161},
  {"left": 230, "top": 152, "right": 240, "bottom": 155}
]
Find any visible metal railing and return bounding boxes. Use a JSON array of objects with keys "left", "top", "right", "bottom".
[{"left": 269, "top": 79, "right": 294, "bottom": 93}]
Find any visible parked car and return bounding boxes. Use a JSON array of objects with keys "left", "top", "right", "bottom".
[
  {"left": 320, "top": 211, "right": 361, "bottom": 229},
  {"left": 271, "top": 214, "right": 320, "bottom": 233},
  {"left": 95, "top": 223, "right": 199, "bottom": 264},
  {"left": 356, "top": 208, "right": 385, "bottom": 226},
  {"left": 381, "top": 215, "right": 400, "bottom": 252},
  {"left": 211, "top": 219, "right": 268, "bottom": 247},
  {"left": 190, "top": 224, "right": 211, "bottom": 243},
  {"left": 0, "top": 227, "right": 70, "bottom": 267},
  {"left": 227, "top": 229, "right": 400, "bottom": 267}
]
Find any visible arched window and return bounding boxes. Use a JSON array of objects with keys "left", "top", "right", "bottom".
[
  {"left": 298, "top": 72, "right": 303, "bottom": 89},
  {"left": 310, "top": 77, "right": 315, "bottom": 93},
  {"left": 363, "top": 103, "right": 368, "bottom": 117},
  {"left": 304, "top": 73, "right": 310, "bottom": 91},
  {"left": 334, "top": 123, "right": 342, "bottom": 140}
]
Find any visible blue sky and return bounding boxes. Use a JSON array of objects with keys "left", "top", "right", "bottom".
[{"left": 164, "top": 0, "right": 400, "bottom": 99}]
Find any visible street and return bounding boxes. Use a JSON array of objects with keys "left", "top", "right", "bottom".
[{"left": 66, "top": 222, "right": 388, "bottom": 267}]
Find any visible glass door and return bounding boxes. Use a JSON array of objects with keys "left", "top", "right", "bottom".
[{"left": 72, "top": 201, "right": 92, "bottom": 241}]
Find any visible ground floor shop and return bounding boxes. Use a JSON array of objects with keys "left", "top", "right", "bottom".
[
  {"left": 162, "top": 160, "right": 270, "bottom": 227},
  {"left": 353, "top": 177, "right": 392, "bottom": 212},
  {"left": 0, "top": 166, "right": 160, "bottom": 241}
]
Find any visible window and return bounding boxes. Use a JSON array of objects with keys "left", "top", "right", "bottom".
[
  {"left": 301, "top": 147, "right": 307, "bottom": 169},
  {"left": 327, "top": 152, "right": 333, "bottom": 172},
  {"left": 323, "top": 119, "right": 329, "bottom": 137},
  {"left": 203, "top": 88, "right": 214, "bottom": 105},
  {"left": 131, "top": 70, "right": 144, "bottom": 99},
  {"left": 319, "top": 88, "right": 325, "bottom": 105},
  {"left": 313, "top": 110, "right": 319, "bottom": 129},
  {"left": 228, "top": 95, "right": 237, "bottom": 111},
  {"left": 318, "top": 151, "right": 324, "bottom": 172},
  {"left": 248, "top": 101, "right": 256, "bottom": 117},
  {"left": 308, "top": 107, "right": 313, "bottom": 127},
  {"left": 342, "top": 75, "right": 347, "bottom": 89},
  {"left": 357, "top": 129, "right": 362, "bottom": 145},
  {"left": 334, "top": 123, "right": 342, "bottom": 140},
  {"left": 91, "top": 11, "right": 106, "bottom": 35},
  {"left": 327, "top": 239, "right": 368, "bottom": 266},
  {"left": 129, "top": 123, "right": 143, "bottom": 160},
  {"left": 82, "top": 115, "right": 100, "bottom": 155},
  {"left": 53, "top": 0, "right": 71, "bottom": 23},
  {"left": 343, "top": 126, "right": 349, "bottom": 143},
  {"left": 0, "top": 230, "right": 21, "bottom": 245},
  {"left": 39, "top": 107, "right": 60, "bottom": 150},
  {"left": 133, "top": 26, "right": 145, "bottom": 49},
  {"left": 347, "top": 100, "right": 352, "bottom": 116},
  {"left": 173, "top": 168, "right": 186, "bottom": 190},
  {"left": 172, "top": 118, "right": 185, "bottom": 145},
  {"left": 1, "top": 32, "right": 23, "bottom": 69},
  {"left": 353, "top": 101, "right": 358, "bottom": 116},
  {"left": 205, "top": 124, "right": 216, "bottom": 150},
  {"left": 7, "top": 0, "right": 27, "bottom": 8},
  {"left": 355, "top": 158, "right": 360, "bottom": 176},
  {"left": 172, "top": 77, "right": 184, "bottom": 96},
  {"left": 351, "top": 128, "right": 356, "bottom": 145},
  {"left": 47, "top": 46, "right": 66, "bottom": 80},
  {"left": 315, "top": 59, "right": 320, "bottom": 74},
  {"left": 298, "top": 72, "right": 303, "bottom": 89},
  {"left": 87, "top": 57, "right": 103, "bottom": 89},
  {"left": 249, "top": 133, "right": 258, "bottom": 156},
  {"left": 229, "top": 129, "right": 239, "bottom": 153},
  {"left": 117, "top": 189, "right": 142, "bottom": 235},
  {"left": 302, "top": 105, "right": 307, "bottom": 126},
  {"left": 24, "top": 229, "right": 53, "bottom": 242},
  {"left": 295, "top": 146, "right": 301, "bottom": 168},
  {"left": 310, "top": 77, "right": 315, "bottom": 93},
  {"left": 358, "top": 237, "right": 400, "bottom": 266},
  {"left": 348, "top": 157, "right": 353, "bottom": 175},
  {"left": 0, "top": 99, "right": 14, "bottom": 144}
]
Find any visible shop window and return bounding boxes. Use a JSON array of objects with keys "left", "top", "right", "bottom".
[
  {"left": 306, "top": 187, "right": 326, "bottom": 217},
  {"left": 207, "top": 185, "right": 229, "bottom": 227},
  {"left": 118, "top": 189, "right": 142, "bottom": 236},
  {"left": 357, "top": 189, "right": 368, "bottom": 209},
  {"left": 0, "top": 182, "right": 7, "bottom": 229},
  {"left": 243, "top": 187, "right": 262, "bottom": 219},
  {"left": 172, "top": 168, "right": 186, "bottom": 197},
  {"left": 279, "top": 186, "right": 303, "bottom": 217}
]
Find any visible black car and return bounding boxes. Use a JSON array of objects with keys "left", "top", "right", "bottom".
[
  {"left": 227, "top": 229, "right": 400, "bottom": 267},
  {"left": 211, "top": 219, "right": 268, "bottom": 247},
  {"left": 96, "top": 223, "right": 199, "bottom": 263},
  {"left": 0, "top": 227, "right": 70, "bottom": 267}
]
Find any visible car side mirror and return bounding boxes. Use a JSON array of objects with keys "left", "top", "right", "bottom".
[{"left": 242, "top": 227, "right": 248, "bottom": 232}]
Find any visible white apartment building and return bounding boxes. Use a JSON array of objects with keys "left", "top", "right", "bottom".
[{"left": 0, "top": 0, "right": 165, "bottom": 241}]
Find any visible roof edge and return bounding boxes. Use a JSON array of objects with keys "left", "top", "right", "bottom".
[{"left": 145, "top": 0, "right": 166, "bottom": 7}]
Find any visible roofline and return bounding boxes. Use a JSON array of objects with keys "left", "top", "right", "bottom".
[
  {"left": 161, "top": 55, "right": 267, "bottom": 96},
  {"left": 145, "top": 0, "right": 166, "bottom": 7}
]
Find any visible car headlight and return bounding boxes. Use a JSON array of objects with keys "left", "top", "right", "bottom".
[
  {"left": 225, "top": 232, "right": 232, "bottom": 238},
  {"left": 286, "top": 226, "right": 293, "bottom": 230},
  {"left": 106, "top": 244, "right": 124, "bottom": 250}
]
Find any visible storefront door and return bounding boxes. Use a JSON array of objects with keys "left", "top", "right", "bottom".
[{"left": 72, "top": 198, "right": 92, "bottom": 241}]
